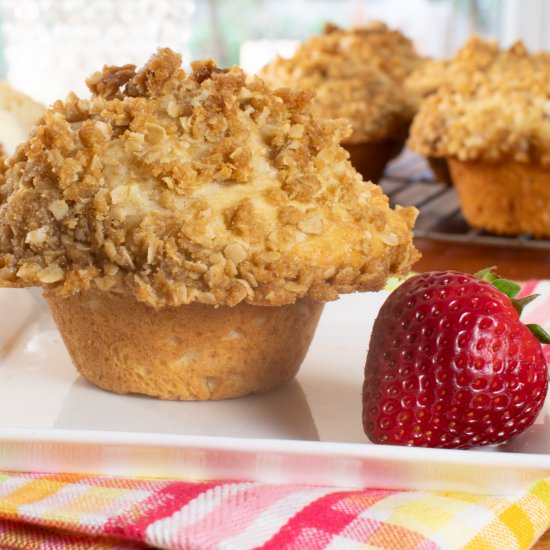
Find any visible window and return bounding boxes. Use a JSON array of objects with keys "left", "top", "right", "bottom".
[
  {"left": 189, "top": 0, "right": 503, "bottom": 73},
  {"left": 0, "top": 0, "right": 544, "bottom": 103}
]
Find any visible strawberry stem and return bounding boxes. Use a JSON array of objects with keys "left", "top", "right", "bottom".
[
  {"left": 475, "top": 267, "right": 550, "bottom": 345},
  {"left": 474, "top": 266, "right": 498, "bottom": 283},
  {"left": 513, "top": 294, "right": 539, "bottom": 315},
  {"left": 491, "top": 278, "right": 521, "bottom": 299},
  {"left": 527, "top": 324, "right": 550, "bottom": 344}
]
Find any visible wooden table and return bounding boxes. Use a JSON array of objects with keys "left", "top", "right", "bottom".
[
  {"left": 414, "top": 237, "right": 550, "bottom": 280},
  {"left": 381, "top": 176, "right": 550, "bottom": 281},
  {"left": 535, "top": 530, "right": 550, "bottom": 549}
]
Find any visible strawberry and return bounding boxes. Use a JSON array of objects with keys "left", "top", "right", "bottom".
[{"left": 362, "top": 268, "right": 549, "bottom": 449}]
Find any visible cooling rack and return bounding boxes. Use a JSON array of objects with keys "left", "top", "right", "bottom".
[{"left": 382, "top": 152, "right": 550, "bottom": 251}]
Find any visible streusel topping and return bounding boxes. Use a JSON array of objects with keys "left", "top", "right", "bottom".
[
  {"left": 0, "top": 49, "right": 418, "bottom": 308},
  {"left": 405, "top": 37, "right": 509, "bottom": 100},
  {"left": 408, "top": 39, "right": 550, "bottom": 164},
  {"left": 320, "top": 22, "right": 422, "bottom": 83},
  {"left": 260, "top": 23, "right": 418, "bottom": 145}
]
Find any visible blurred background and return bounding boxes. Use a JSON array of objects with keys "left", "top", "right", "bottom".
[{"left": 0, "top": 0, "right": 544, "bottom": 104}]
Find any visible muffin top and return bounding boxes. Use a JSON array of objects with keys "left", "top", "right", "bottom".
[
  {"left": 261, "top": 22, "right": 419, "bottom": 145},
  {"left": 0, "top": 82, "right": 45, "bottom": 155},
  {"left": 405, "top": 37, "right": 506, "bottom": 100},
  {"left": 408, "top": 39, "right": 550, "bottom": 164},
  {"left": 319, "top": 21, "right": 422, "bottom": 84},
  {"left": 0, "top": 49, "right": 418, "bottom": 309}
]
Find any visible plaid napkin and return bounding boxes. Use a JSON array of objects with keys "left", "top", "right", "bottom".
[
  {"left": 0, "top": 279, "right": 548, "bottom": 549},
  {"left": 0, "top": 472, "right": 547, "bottom": 549}
]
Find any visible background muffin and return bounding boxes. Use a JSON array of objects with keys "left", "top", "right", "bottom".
[
  {"left": 261, "top": 22, "right": 420, "bottom": 182},
  {"left": 0, "top": 49, "right": 418, "bottom": 400},
  {"left": 405, "top": 37, "right": 505, "bottom": 184},
  {"left": 408, "top": 40, "right": 550, "bottom": 237}
]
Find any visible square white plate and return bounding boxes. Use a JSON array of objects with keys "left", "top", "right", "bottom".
[{"left": 0, "top": 288, "right": 548, "bottom": 495}]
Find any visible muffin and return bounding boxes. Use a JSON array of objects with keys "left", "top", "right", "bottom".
[
  {"left": 261, "top": 22, "right": 420, "bottom": 182},
  {"left": 0, "top": 49, "right": 419, "bottom": 400},
  {"left": 405, "top": 37, "right": 506, "bottom": 184},
  {"left": 409, "top": 40, "right": 550, "bottom": 237},
  {"left": 0, "top": 82, "right": 45, "bottom": 155}
]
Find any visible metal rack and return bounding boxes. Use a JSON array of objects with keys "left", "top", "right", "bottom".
[{"left": 381, "top": 153, "right": 550, "bottom": 251}]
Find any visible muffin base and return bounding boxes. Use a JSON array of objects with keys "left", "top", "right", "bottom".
[
  {"left": 449, "top": 159, "right": 550, "bottom": 237},
  {"left": 45, "top": 290, "right": 324, "bottom": 400},
  {"left": 344, "top": 139, "right": 404, "bottom": 182},
  {"left": 427, "top": 156, "right": 452, "bottom": 185}
]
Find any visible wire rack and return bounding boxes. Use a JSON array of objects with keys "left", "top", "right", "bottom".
[{"left": 381, "top": 152, "right": 550, "bottom": 250}]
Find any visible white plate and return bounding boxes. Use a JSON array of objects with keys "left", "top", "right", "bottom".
[{"left": 0, "top": 288, "right": 548, "bottom": 495}]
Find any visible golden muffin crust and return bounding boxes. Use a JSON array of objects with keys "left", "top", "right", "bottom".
[
  {"left": 408, "top": 39, "right": 550, "bottom": 164},
  {"left": 261, "top": 23, "right": 418, "bottom": 145},
  {"left": 46, "top": 290, "right": 324, "bottom": 400},
  {"left": 0, "top": 49, "right": 418, "bottom": 308}
]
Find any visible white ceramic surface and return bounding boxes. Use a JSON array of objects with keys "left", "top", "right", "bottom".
[{"left": 0, "top": 287, "right": 548, "bottom": 494}]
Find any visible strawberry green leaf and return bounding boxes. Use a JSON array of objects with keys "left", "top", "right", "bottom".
[
  {"left": 512, "top": 294, "right": 539, "bottom": 316},
  {"left": 474, "top": 266, "right": 498, "bottom": 283},
  {"left": 492, "top": 278, "right": 521, "bottom": 299},
  {"left": 526, "top": 323, "right": 550, "bottom": 345}
]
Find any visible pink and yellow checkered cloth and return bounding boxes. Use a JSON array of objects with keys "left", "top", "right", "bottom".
[{"left": 0, "top": 472, "right": 547, "bottom": 549}]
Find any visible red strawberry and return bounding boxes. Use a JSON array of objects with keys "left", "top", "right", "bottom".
[{"left": 363, "top": 269, "right": 549, "bottom": 449}]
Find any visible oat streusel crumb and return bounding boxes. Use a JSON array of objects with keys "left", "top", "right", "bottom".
[
  {"left": 260, "top": 22, "right": 419, "bottom": 145},
  {"left": 408, "top": 38, "right": 550, "bottom": 164},
  {"left": 0, "top": 49, "right": 418, "bottom": 308}
]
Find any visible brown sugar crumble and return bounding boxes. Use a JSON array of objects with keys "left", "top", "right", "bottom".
[{"left": 0, "top": 48, "right": 418, "bottom": 309}]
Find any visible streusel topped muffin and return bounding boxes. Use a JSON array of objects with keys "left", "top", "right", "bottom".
[
  {"left": 408, "top": 40, "right": 550, "bottom": 237},
  {"left": 0, "top": 49, "right": 418, "bottom": 400},
  {"left": 405, "top": 37, "right": 505, "bottom": 183},
  {"left": 261, "top": 23, "right": 420, "bottom": 181}
]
